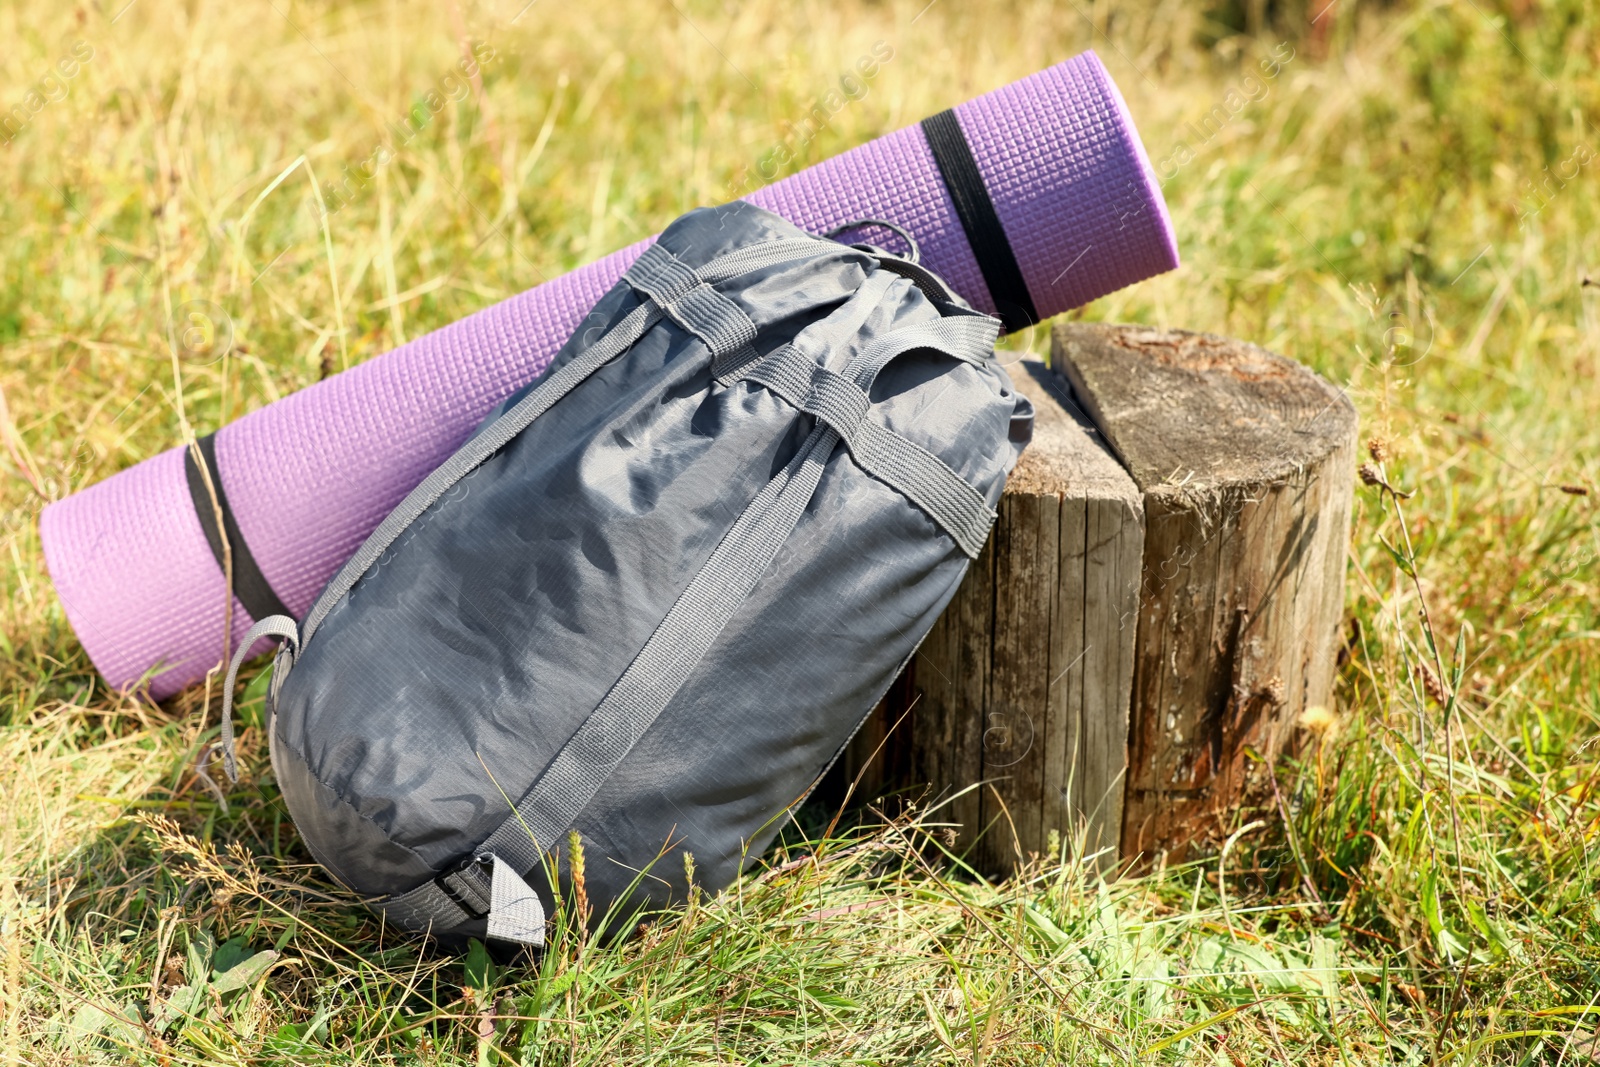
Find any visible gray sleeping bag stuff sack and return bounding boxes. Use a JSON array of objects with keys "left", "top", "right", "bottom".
[{"left": 217, "top": 202, "right": 1032, "bottom": 948}]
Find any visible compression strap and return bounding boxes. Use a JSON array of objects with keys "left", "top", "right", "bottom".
[
  {"left": 920, "top": 109, "right": 1039, "bottom": 334},
  {"left": 184, "top": 433, "right": 292, "bottom": 623}
]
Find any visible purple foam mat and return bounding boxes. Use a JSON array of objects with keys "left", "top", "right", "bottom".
[{"left": 42, "top": 50, "right": 1178, "bottom": 699}]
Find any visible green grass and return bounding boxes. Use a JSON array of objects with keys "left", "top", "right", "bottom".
[{"left": 2, "top": 0, "right": 1599, "bottom": 1062}]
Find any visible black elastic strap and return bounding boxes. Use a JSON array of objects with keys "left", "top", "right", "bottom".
[
  {"left": 183, "top": 433, "right": 292, "bottom": 623},
  {"left": 920, "top": 109, "right": 1039, "bottom": 334}
]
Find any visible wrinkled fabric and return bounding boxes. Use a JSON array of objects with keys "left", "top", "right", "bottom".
[{"left": 270, "top": 204, "right": 1029, "bottom": 938}]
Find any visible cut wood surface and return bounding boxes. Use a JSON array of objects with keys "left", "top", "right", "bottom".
[
  {"left": 823, "top": 326, "right": 1356, "bottom": 870},
  {"left": 1055, "top": 323, "right": 1357, "bottom": 863}
]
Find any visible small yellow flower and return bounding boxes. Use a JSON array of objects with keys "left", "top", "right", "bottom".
[{"left": 1298, "top": 704, "right": 1340, "bottom": 739}]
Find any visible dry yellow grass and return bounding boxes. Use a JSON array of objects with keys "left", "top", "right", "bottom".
[{"left": 1, "top": 0, "right": 1598, "bottom": 1062}]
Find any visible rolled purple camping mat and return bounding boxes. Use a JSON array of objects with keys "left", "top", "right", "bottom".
[{"left": 42, "top": 50, "right": 1178, "bottom": 699}]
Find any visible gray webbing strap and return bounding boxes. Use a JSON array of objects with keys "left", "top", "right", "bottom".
[
  {"left": 709, "top": 341, "right": 765, "bottom": 384},
  {"left": 626, "top": 239, "right": 841, "bottom": 364},
  {"left": 850, "top": 419, "right": 996, "bottom": 558},
  {"left": 740, "top": 345, "right": 997, "bottom": 558},
  {"left": 803, "top": 269, "right": 902, "bottom": 363},
  {"left": 714, "top": 268, "right": 903, "bottom": 387},
  {"left": 695, "top": 238, "right": 835, "bottom": 282},
  {"left": 218, "top": 613, "right": 300, "bottom": 782},
  {"left": 623, "top": 243, "right": 701, "bottom": 304},
  {"left": 633, "top": 238, "right": 857, "bottom": 386},
  {"left": 847, "top": 316, "right": 1000, "bottom": 385},
  {"left": 447, "top": 863, "right": 493, "bottom": 914},
  {"left": 628, "top": 243, "right": 744, "bottom": 370},
  {"left": 458, "top": 422, "right": 840, "bottom": 890},
  {"left": 668, "top": 286, "right": 758, "bottom": 356},
  {"left": 374, "top": 878, "right": 472, "bottom": 931},
  {"left": 430, "top": 854, "right": 547, "bottom": 946}
]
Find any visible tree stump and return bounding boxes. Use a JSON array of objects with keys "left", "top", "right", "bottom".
[
  {"left": 1059, "top": 324, "right": 1357, "bottom": 863},
  {"left": 824, "top": 324, "right": 1357, "bottom": 870}
]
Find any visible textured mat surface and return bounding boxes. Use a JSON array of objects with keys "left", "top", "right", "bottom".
[{"left": 41, "top": 50, "right": 1178, "bottom": 699}]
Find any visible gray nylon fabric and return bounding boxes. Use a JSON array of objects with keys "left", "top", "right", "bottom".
[
  {"left": 300, "top": 236, "right": 833, "bottom": 649},
  {"left": 472, "top": 422, "right": 837, "bottom": 877},
  {"left": 268, "top": 203, "right": 1029, "bottom": 945},
  {"left": 299, "top": 298, "right": 665, "bottom": 645},
  {"left": 737, "top": 344, "right": 996, "bottom": 558}
]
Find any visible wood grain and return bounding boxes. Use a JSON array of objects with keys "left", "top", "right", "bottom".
[
  {"left": 826, "top": 328, "right": 1354, "bottom": 869},
  {"left": 1053, "top": 324, "right": 1358, "bottom": 862},
  {"left": 828, "top": 359, "right": 1144, "bottom": 873}
]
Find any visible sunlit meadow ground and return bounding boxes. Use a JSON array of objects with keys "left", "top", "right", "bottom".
[{"left": 0, "top": 0, "right": 1597, "bottom": 1063}]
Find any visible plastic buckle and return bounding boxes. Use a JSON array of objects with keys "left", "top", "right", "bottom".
[{"left": 435, "top": 854, "right": 493, "bottom": 919}]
